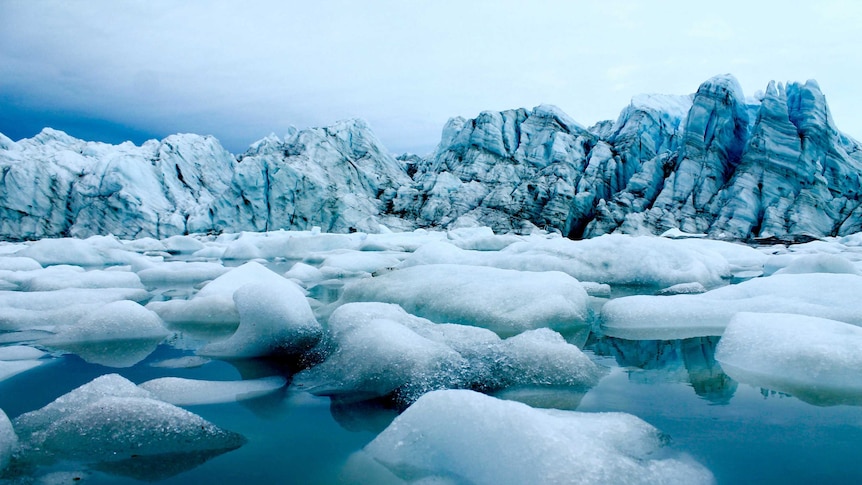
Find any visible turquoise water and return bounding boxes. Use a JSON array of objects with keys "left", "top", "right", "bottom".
[
  {"left": 3, "top": 334, "right": 862, "bottom": 483},
  {"left": 2, "top": 270, "right": 862, "bottom": 483}
]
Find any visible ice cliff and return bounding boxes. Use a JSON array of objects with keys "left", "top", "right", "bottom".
[{"left": 1, "top": 74, "right": 861, "bottom": 241}]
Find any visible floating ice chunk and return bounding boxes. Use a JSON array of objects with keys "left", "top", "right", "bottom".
[
  {"left": 446, "top": 226, "right": 522, "bottom": 251},
  {"left": 0, "top": 288, "right": 150, "bottom": 332},
  {"left": 340, "top": 264, "right": 589, "bottom": 337},
  {"left": 162, "top": 235, "right": 205, "bottom": 254},
  {"left": 139, "top": 376, "right": 287, "bottom": 405},
  {"left": 15, "top": 238, "right": 106, "bottom": 266},
  {"left": 121, "top": 236, "right": 167, "bottom": 253},
  {"left": 14, "top": 374, "right": 152, "bottom": 441},
  {"left": 581, "top": 281, "right": 612, "bottom": 297},
  {"left": 319, "top": 251, "right": 403, "bottom": 277},
  {"left": 198, "top": 279, "right": 322, "bottom": 359},
  {"left": 673, "top": 238, "right": 767, "bottom": 277},
  {"left": 0, "top": 408, "right": 15, "bottom": 472},
  {"left": 136, "top": 260, "right": 229, "bottom": 287},
  {"left": 148, "top": 262, "right": 300, "bottom": 327},
  {"left": 45, "top": 300, "right": 168, "bottom": 344},
  {"left": 42, "top": 301, "right": 167, "bottom": 367},
  {"left": 295, "top": 303, "right": 601, "bottom": 406},
  {"left": 221, "top": 236, "right": 263, "bottom": 260},
  {"left": 715, "top": 312, "right": 862, "bottom": 405},
  {"left": 293, "top": 316, "right": 468, "bottom": 404},
  {"left": 0, "top": 256, "right": 41, "bottom": 271},
  {"left": 494, "top": 328, "right": 604, "bottom": 389},
  {"left": 195, "top": 261, "right": 294, "bottom": 299},
  {"left": 149, "top": 356, "right": 211, "bottom": 369},
  {"left": 356, "top": 389, "right": 714, "bottom": 485},
  {"left": 23, "top": 267, "right": 144, "bottom": 291},
  {"left": 0, "top": 345, "right": 45, "bottom": 360},
  {"left": 601, "top": 273, "right": 862, "bottom": 340},
  {"left": 147, "top": 296, "right": 239, "bottom": 326},
  {"left": 771, "top": 254, "right": 860, "bottom": 275},
  {"left": 657, "top": 282, "right": 707, "bottom": 295},
  {"left": 284, "top": 262, "right": 324, "bottom": 286},
  {"left": 405, "top": 234, "right": 732, "bottom": 288},
  {"left": 39, "top": 396, "right": 244, "bottom": 461},
  {"left": 278, "top": 233, "right": 359, "bottom": 259},
  {"left": 0, "top": 359, "right": 44, "bottom": 382}
]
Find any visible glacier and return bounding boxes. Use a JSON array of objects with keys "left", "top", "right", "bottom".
[{"left": 2, "top": 74, "right": 861, "bottom": 241}]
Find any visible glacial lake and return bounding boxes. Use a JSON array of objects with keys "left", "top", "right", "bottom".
[{"left": 2, "top": 260, "right": 862, "bottom": 484}]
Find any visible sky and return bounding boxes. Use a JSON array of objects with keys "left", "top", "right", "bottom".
[{"left": 2, "top": 0, "right": 861, "bottom": 155}]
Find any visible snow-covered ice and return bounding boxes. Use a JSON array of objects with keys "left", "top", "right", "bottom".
[
  {"left": 601, "top": 273, "right": 862, "bottom": 339},
  {"left": 715, "top": 312, "right": 862, "bottom": 405},
  {"left": 340, "top": 264, "right": 589, "bottom": 337},
  {"left": 139, "top": 376, "right": 287, "bottom": 405},
  {"left": 351, "top": 389, "right": 714, "bottom": 484}
]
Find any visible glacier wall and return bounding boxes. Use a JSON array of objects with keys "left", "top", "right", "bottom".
[{"left": 1, "top": 74, "right": 861, "bottom": 241}]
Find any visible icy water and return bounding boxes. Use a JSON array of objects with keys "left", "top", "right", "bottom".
[{"left": 3, "top": 272, "right": 862, "bottom": 484}]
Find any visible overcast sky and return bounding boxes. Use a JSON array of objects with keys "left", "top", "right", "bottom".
[{"left": 2, "top": 0, "right": 861, "bottom": 155}]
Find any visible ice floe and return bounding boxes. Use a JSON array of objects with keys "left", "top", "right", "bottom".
[
  {"left": 715, "top": 312, "right": 862, "bottom": 405},
  {"left": 0, "top": 408, "right": 15, "bottom": 472},
  {"left": 339, "top": 264, "right": 589, "bottom": 337},
  {"left": 139, "top": 376, "right": 286, "bottom": 405},
  {"left": 601, "top": 273, "right": 862, "bottom": 340},
  {"left": 351, "top": 389, "right": 714, "bottom": 484}
]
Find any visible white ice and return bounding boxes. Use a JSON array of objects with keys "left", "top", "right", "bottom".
[
  {"left": 198, "top": 278, "right": 322, "bottom": 359},
  {"left": 340, "top": 264, "right": 589, "bottom": 337},
  {"left": 354, "top": 389, "right": 714, "bottom": 485},
  {"left": 45, "top": 300, "right": 167, "bottom": 344},
  {"left": 294, "top": 303, "right": 601, "bottom": 405},
  {"left": 147, "top": 261, "right": 291, "bottom": 326},
  {"left": 15, "top": 238, "right": 106, "bottom": 267},
  {"left": 715, "top": 312, "right": 862, "bottom": 405},
  {"left": 404, "top": 233, "right": 733, "bottom": 288},
  {"left": 0, "top": 408, "right": 15, "bottom": 472},
  {"left": 13, "top": 374, "right": 244, "bottom": 461},
  {"left": 136, "top": 260, "right": 229, "bottom": 287},
  {"left": 0, "top": 287, "right": 150, "bottom": 332},
  {"left": 601, "top": 273, "right": 862, "bottom": 340},
  {"left": 139, "top": 376, "right": 286, "bottom": 405}
]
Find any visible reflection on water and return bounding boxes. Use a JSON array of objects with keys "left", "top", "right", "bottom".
[
  {"left": 45, "top": 337, "right": 163, "bottom": 368},
  {"left": 588, "top": 335, "right": 737, "bottom": 405}
]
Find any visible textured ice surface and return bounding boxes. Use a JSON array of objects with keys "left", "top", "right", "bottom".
[
  {"left": 340, "top": 264, "right": 589, "bottom": 336},
  {"left": 39, "top": 396, "right": 245, "bottom": 460},
  {"left": 294, "top": 303, "right": 601, "bottom": 406},
  {"left": 771, "top": 254, "right": 860, "bottom": 275},
  {"left": 45, "top": 300, "right": 167, "bottom": 344},
  {"left": 601, "top": 273, "right": 862, "bottom": 339},
  {"left": 147, "top": 261, "right": 291, "bottom": 326},
  {"left": 0, "top": 288, "right": 150, "bottom": 332},
  {"left": 15, "top": 238, "right": 106, "bottom": 266},
  {"left": 199, "top": 278, "right": 322, "bottom": 359},
  {"left": 13, "top": 374, "right": 244, "bottom": 461},
  {"left": 0, "top": 256, "right": 41, "bottom": 271},
  {"left": 715, "top": 312, "right": 862, "bottom": 405},
  {"left": 13, "top": 374, "right": 153, "bottom": 440},
  {"left": 356, "top": 389, "right": 714, "bottom": 485},
  {"left": 404, "top": 234, "right": 732, "bottom": 288},
  {"left": 0, "top": 408, "right": 15, "bottom": 472},
  {"left": 139, "top": 376, "right": 286, "bottom": 405}
]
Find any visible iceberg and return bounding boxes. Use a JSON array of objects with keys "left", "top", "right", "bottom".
[
  {"left": 339, "top": 264, "right": 589, "bottom": 337},
  {"left": 353, "top": 389, "right": 714, "bottom": 484},
  {"left": 715, "top": 312, "right": 862, "bottom": 405},
  {"left": 601, "top": 273, "right": 862, "bottom": 340},
  {"left": 13, "top": 374, "right": 244, "bottom": 462}
]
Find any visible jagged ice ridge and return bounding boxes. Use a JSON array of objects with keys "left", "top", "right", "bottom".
[{"left": 1, "top": 74, "right": 861, "bottom": 241}]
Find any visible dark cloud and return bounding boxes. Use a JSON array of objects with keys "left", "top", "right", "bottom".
[{"left": 1, "top": 1, "right": 860, "bottom": 155}]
